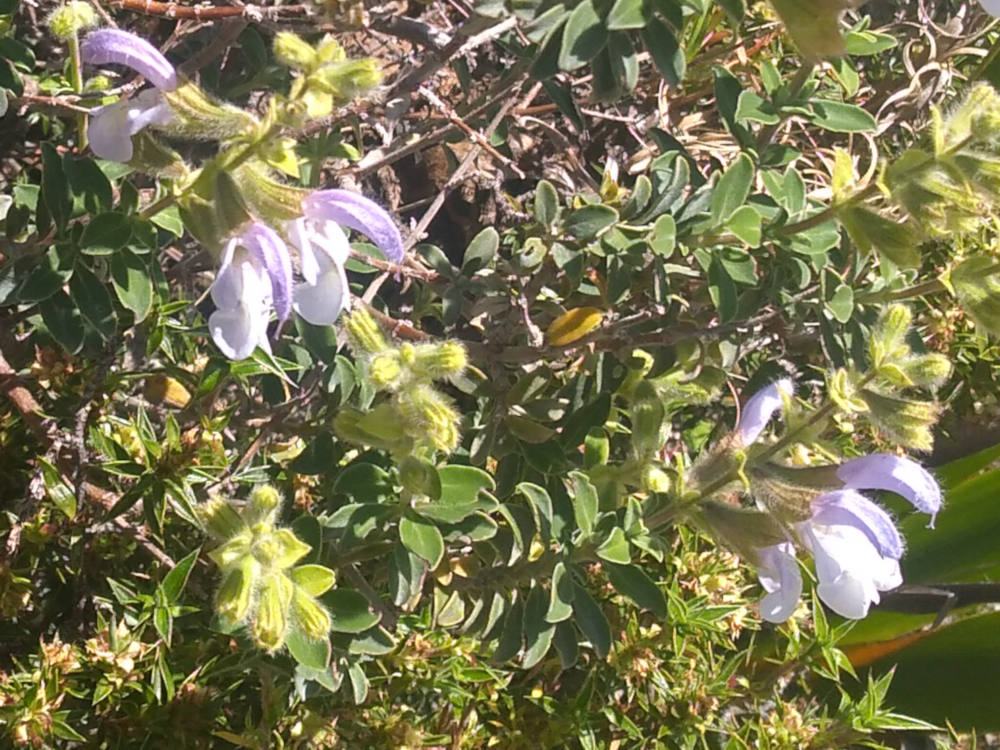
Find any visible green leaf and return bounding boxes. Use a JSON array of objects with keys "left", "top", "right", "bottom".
[
  {"left": 493, "top": 598, "right": 524, "bottom": 663},
  {"left": 569, "top": 471, "right": 598, "bottom": 538},
  {"left": 708, "top": 258, "right": 738, "bottom": 322},
  {"left": 161, "top": 548, "right": 199, "bottom": 603},
  {"left": 604, "top": 563, "right": 666, "bottom": 618},
  {"left": 517, "top": 482, "right": 554, "bottom": 540},
  {"left": 399, "top": 513, "right": 444, "bottom": 568},
  {"left": 649, "top": 214, "right": 676, "bottom": 257},
  {"left": 808, "top": 100, "right": 876, "bottom": 133},
  {"left": 462, "top": 227, "right": 499, "bottom": 275},
  {"left": 69, "top": 265, "right": 117, "bottom": 341},
  {"left": 38, "top": 457, "right": 76, "bottom": 519},
  {"left": 41, "top": 143, "right": 70, "bottom": 230},
  {"left": 286, "top": 629, "right": 331, "bottom": 670},
  {"left": 726, "top": 205, "right": 762, "bottom": 247},
  {"left": 558, "top": 0, "right": 608, "bottom": 71},
  {"left": 606, "top": 0, "right": 647, "bottom": 29},
  {"left": 552, "top": 620, "right": 579, "bottom": 668},
  {"left": 642, "top": 17, "right": 685, "bottom": 86},
  {"left": 596, "top": 527, "right": 631, "bottom": 564},
  {"left": 110, "top": 249, "right": 154, "bottom": 320},
  {"left": 534, "top": 179, "right": 560, "bottom": 227},
  {"left": 81, "top": 213, "right": 132, "bottom": 255},
  {"left": 827, "top": 284, "right": 854, "bottom": 323},
  {"left": 324, "top": 589, "right": 380, "bottom": 633},
  {"left": 844, "top": 29, "right": 897, "bottom": 56},
  {"left": 291, "top": 565, "right": 337, "bottom": 596},
  {"left": 565, "top": 204, "right": 619, "bottom": 240},
  {"left": 522, "top": 585, "right": 555, "bottom": 668},
  {"left": 710, "top": 153, "right": 754, "bottom": 225},
  {"left": 735, "top": 90, "right": 780, "bottom": 124},
  {"left": 416, "top": 465, "right": 497, "bottom": 523},
  {"left": 571, "top": 583, "right": 611, "bottom": 657},
  {"left": 545, "top": 561, "right": 575, "bottom": 623},
  {"left": 39, "top": 290, "right": 86, "bottom": 354},
  {"left": 150, "top": 205, "right": 184, "bottom": 236}
]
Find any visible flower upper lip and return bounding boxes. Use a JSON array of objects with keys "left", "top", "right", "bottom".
[{"left": 81, "top": 28, "right": 178, "bottom": 92}]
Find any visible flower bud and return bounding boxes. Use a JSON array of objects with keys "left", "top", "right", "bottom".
[
  {"left": 47, "top": 2, "right": 97, "bottom": 39},
  {"left": 641, "top": 465, "right": 671, "bottom": 493},
  {"left": 409, "top": 341, "right": 468, "bottom": 380},
  {"left": 871, "top": 304, "right": 912, "bottom": 367},
  {"left": 163, "top": 81, "right": 258, "bottom": 141},
  {"left": 343, "top": 308, "right": 389, "bottom": 354},
  {"left": 273, "top": 32, "right": 317, "bottom": 71},
  {"left": 316, "top": 36, "right": 346, "bottom": 64},
  {"left": 369, "top": 351, "right": 404, "bottom": 390},
  {"left": 695, "top": 500, "right": 788, "bottom": 563},
  {"left": 209, "top": 533, "right": 252, "bottom": 570},
  {"left": 254, "top": 528, "right": 311, "bottom": 570},
  {"left": 395, "top": 384, "right": 461, "bottom": 454},
  {"left": 311, "top": 58, "right": 382, "bottom": 100},
  {"left": 900, "top": 353, "right": 952, "bottom": 390},
  {"left": 749, "top": 464, "right": 823, "bottom": 521},
  {"left": 128, "top": 132, "right": 190, "bottom": 180},
  {"left": 767, "top": 0, "right": 859, "bottom": 61},
  {"left": 246, "top": 484, "right": 282, "bottom": 526},
  {"left": 951, "top": 256, "right": 1000, "bottom": 336},
  {"left": 861, "top": 389, "right": 940, "bottom": 451},
  {"left": 197, "top": 497, "right": 247, "bottom": 541},
  {"left": 215, "top": 557, "right": 258, "bottom": 624},
  {"left": 252, "top": 573, "right": 293, "bottom": 651},
  {"left": 290, "top": 588, "right": 331, "bottom": 640}
]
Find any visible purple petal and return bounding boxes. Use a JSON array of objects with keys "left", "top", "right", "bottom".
[
  {"left": 810, "top": 489, "right": 903, "bottom": 559},
  {"left": 836, "top": 454, "right": 942, "bottom": 526},
  {"left": 756, "top": 543, "right": 802, "bottom": 623},
  {"left": 736, "top": 378, "right": 794, "bottom": 445},
  {"left": 81, "top": 29, "right": 178, "bottom": 92},
  {"left": 303, "top": 189, "right": 404, "bottom": 264},
  {"left": 238, "top": 223, "right": 293, "bottom": 324}
]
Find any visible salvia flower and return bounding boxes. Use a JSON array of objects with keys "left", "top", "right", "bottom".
[
  {"left": 287, "top": 189, "right": 405, "bottom": 325},
  {"left": 80, "top": 29, "right": 178, "bottom": 162},
  {"left": 736, "top": 378, "right": 794, "bottom": 445},
  {"left": 735, "top": 380, "right": 941, "bottom": 622},
  {"left": 981, "top": 0, "right": 1000, "bottom": 18},
  {"left": 209, "top": 222, "right": 293, "bottom": 361}
]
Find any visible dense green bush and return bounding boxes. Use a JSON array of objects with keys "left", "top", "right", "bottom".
[{"left": 3, "top": 0, "right": 1000, "bottom": 747}]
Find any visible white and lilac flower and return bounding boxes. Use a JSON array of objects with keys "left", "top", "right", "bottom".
[
  {"left": 209, "top": 222, "right": 293, "bottom": 361},
  {"left": 286, "top": 189, "right": 405, "bottom": 325},
  {"left": 736, "top": 378, "right": 794, "bottom": 445},
  {"left": 981, "top": 0, "right": 1000, "bottom": 19},
  {"left": 80, "top": 28, "right": 178, "bottom": 162},
  {"left": 738, "top": 380, "right": 942, "bottom": 622}
]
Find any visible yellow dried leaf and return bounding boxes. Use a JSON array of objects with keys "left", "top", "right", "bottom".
[{"left": 547, "top": 307, "right": 604, "bottom": 346}]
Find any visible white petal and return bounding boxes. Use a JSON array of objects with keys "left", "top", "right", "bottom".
[
  {"left": 981, "top": 0, "right": 1000, "bottom": 18},
  {"left": 756, "top": 543, "right": 802, "bottom": 623},
  {"left": 293, "top": 268, "right": 348, "bottom": 325},
  {"left": 801, "top": 523, "right": 889, "bottom": 620},
  {"left": 209, "top": 308, "right": 257, "bottom": 361},
  {"left": 88, "top": 102, "right": 134, "bottom": 162},
  {"left": 126, "top": 89, "right": 173, "bottom": 133},
  {"left": 289, "top": 218, "right": 321, "bottom": 286},
  {"left": 309, "top": 220, "right": 350, "bottom": 266},
  {"left": 210, "top": 241, "right": 243, "bottom": 310}
]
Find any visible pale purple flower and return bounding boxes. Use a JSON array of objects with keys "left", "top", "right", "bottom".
[
  {"left": 736, "top": 378, "right": 793, "bottom": 445},
  {"left": 209, "top": 223, "right": 293, "bottom": 360},
  {"left": 286, "top": 190, "right": 404, "bottom": 325},
  {"left": 739, "top": 379, "right": 941, "bottom": 622},
  {"left": 837, "top": 454, "right": 942, "bottom": 526},
  {"left": 756, "top": 543, "right": 802, "bottom": 623},
  {"left": 981, "top": 0, "right": 1000, "bottom": 18},
  {"left": 80, "top": 29, "right": 178, "bottom": 162}
]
